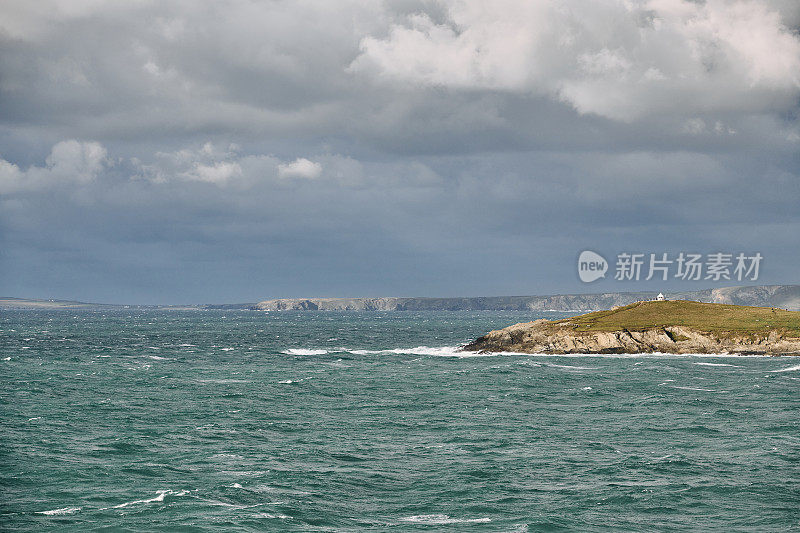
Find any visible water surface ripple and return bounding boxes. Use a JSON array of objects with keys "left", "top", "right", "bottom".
[{"left": 1, "top": 310, "right": 798, "bottom": 531}]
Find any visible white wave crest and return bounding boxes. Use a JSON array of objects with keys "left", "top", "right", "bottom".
[
  {"left": 693, "top": 362, "right": 738, "bottom": 367},
  {"left": 399, "top": 514, "right": 491, "bottom": 524},
  {"left": 107, "top": 489, "right": 189, "bottom": 509},
  {"left": 543, "top": 363, "right": 598, "bottom": 370},
  {"left": 282, "top": 349, "right": 328, "bottom": 356},
  {"left": 770, "top": 364, "right": 800, "bottom": 373},
  {"left": 349, "top": 346, "right": 493, "bottom": 358},
  {"left": 671, "top": 386, "right": 727, "bottom": 392},
  {"left": 37, "top": 507, "right": 81, "bottom": 516}
]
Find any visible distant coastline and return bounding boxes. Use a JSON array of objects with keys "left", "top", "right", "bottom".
[
  {"left": 0, "top": 297, "right": 255, "bottom": 311},
  {"left": 4, "top": 285, "right": 799, "bottom": 312},
  {"left": 252, "top": 285, "right": 800, "bottom": 312}
]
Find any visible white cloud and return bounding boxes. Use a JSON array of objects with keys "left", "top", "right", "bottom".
[
  {"left": 352, "top": 0, "right": 800, "bottom": 121},
  {"left": 182, "top": 161, "right": 242, "bottom": 184},
  {"left": 0, "top": 140, "right": 107, "bottom": 194},
  {"left": 135, "top": 144, "right": 326, "bottom": 185},
  {"left": 137, "top": 142, "right": 244, "bottom": 185},
  {"left": 278, "top": 158, "right": 323, "bottom": 179},
  {"left": 46, "top": 140, "right": 107, "bottom": 182}
]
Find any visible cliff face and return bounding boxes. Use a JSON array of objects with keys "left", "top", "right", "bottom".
[
  {"left": 462, "top": 321, "right": 800, "bottom": 355},
  {"left": 253, "top": 285, "right": 800, "bottom": 311}
]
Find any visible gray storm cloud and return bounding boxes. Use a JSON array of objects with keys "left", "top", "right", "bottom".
[{"left": 0, "top": 0, "right": 798, "bottom": 303}]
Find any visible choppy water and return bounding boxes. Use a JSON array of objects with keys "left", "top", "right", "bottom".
[{"left": 1, "top": 310, "right": 799, "bottom": 532}]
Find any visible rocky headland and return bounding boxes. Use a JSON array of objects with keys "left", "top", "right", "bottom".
[{"left": 462, "top": 300, "right": 800, "bottom": 355}]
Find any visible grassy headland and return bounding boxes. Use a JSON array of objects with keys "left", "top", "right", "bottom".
[
  {"left": 556, "top": 300, "right": 800, "bottom": 337},
  {"left": 463, "top": 300, "right": 800, "bottom": 354}
]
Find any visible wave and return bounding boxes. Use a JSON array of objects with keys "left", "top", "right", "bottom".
[
  {"left": 282, "top": 349, "right": 328, "bottom": 356},
  {"left": 542, "top": 363, "right": 599, "bottom": 370},
  {"left": 693, "top": 362, "right": 738, "bottom": 367},
  {"left": 670, "top": 386, "right": 728, "bottom": 393},
  {"left": 386, "top": 346, "right": 482, "bottom": 357},
  {"left": 104, "top": 489, "right": 189, "bottom": 510},
  {"left": 399, "top": 514, "right": 491, "bottom": 524},
  {"left": 770, "top": 364, "right": 800, "bottom": 373},
  {"left": 36, "top": 507, "right": 81, "bottom": 516},
  {"left": 282, "top": 346, "right": 491, "bottom": 357},
  {"left": 349, "top": 346, "right": 492, "bottom": 358},
  {"left": 284, "top": 346, "right": 778, "bottom": 359}
]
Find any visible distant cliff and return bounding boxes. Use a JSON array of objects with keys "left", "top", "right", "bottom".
[{"left": 253, "top": 285, "right": 800, "bottom": 312}]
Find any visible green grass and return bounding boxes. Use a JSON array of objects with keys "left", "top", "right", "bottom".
[{"left": 550, "top": 300, "right": 800, "bottom": 337}]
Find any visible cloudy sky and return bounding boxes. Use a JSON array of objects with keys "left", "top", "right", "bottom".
[{"left": 1, "top": 0, "right": 799, "bottom": 304}]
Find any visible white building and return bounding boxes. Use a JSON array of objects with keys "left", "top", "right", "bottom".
[{"left": 656, "top": 293, "right": 665, "bottom": 301}]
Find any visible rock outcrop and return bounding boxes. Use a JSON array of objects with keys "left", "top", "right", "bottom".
[
  {"left": 462, "top": 300, "right": 800, "bottom": 355},
  {"left": 463, "top": 322, "right": 800, "bottom": 355}
]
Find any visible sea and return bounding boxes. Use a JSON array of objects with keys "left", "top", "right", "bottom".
[{"left": 1, "top": 309, "right": 799, "bottom": 532}]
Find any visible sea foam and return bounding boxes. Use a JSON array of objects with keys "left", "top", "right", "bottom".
[
  {"left": 349, "top": 346, "right": 493, "bottom": 358},
  {"left": 36, "top": 507, "right": 81, "bottom": 516},
  {"left": 105, "top": 489, "right": 190, "bottom": 510},
  {"left": 282, "top": 348, "right": 328, "bottom": 356},
  {"left": 399, "top": 514, "right": 491, "bottom": 524},
  {"left": 770, "top": 364, "right": 800, "bottom": 373}
]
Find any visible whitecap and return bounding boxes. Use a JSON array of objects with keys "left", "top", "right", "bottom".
[
  {"left": 282, "top": 348, "right": 328, "bottom": 356},
  {"left": 770, "top": 364, "right": 800, "bottom": 373},
  {"left": 349, "top": 346, "right": 496, "bottom": 358},
  {"left": 220, "top": 347, "right": 234, "bottom": 351},
  {"left": 390, "top": 346, "right": 472, "bottom": 357},
  {"left": 671, "top": 386, "right": 726, "bottom": 392},
  {"left": 37, "top": 507, "right": 81, "bottom": 516},
  {"left": 347, "top": 349, "right": 379, "bottom": 355},
  {"left": 3, "top": 356, "right": 10, "bottom": 361},
  {"left": 693, "top": 362, "right": 738, "bottom": 367},
  {"left": 544, "top": 363, "right": 599, "bottom": 370},
  {"left": 107, "top": 489, "right": 189, "bottom": 509},
  {"left": 399, "top": 514, "right": 491, "bottom": 524}
]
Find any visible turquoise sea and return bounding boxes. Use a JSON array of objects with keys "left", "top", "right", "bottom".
[{"left": 1, "top": 309, "right": 799, "bottom": 532}]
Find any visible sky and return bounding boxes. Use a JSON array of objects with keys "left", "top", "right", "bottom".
[{"left": 1, "top": 0, "right": 799, "bottom": 304}]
